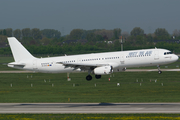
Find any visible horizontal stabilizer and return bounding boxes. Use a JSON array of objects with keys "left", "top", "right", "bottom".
[{"left": 8, "top": 62, "right": 25, "bottom": 68}]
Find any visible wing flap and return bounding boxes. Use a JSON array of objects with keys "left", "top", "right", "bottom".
[
  {"left": 56, "top": 62, "right": 109, "bottom": 67},
  {"left": 56, "top": 62, "right": 110, "bottom": 71}
]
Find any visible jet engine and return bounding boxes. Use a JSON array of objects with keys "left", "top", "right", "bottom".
[{"left": 93, "top": 66, "right": 113, "bottom": 75}]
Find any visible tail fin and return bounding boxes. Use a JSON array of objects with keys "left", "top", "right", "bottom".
[{"left": 7, "top": 37, "right": 35, "bottom": 62}]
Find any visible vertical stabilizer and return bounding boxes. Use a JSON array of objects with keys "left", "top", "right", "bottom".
[{"left": 7, "top": 37, "right": 35, "bottom": 62}]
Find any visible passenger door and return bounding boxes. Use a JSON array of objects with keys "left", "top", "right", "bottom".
[
  {"left": 154, "top": 50, "right": 159, "bottom": 60},
  {"left": 120, "top": 54, "right": 124, "bottom": 64}
]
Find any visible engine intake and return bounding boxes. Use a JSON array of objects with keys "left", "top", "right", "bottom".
[{"left": 94, "top": 66, "right": 113, "bottom": 75}]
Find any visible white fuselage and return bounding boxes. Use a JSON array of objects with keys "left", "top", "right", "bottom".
[{"left": 9, "top": 48, "right": 178, "bottom": 73}]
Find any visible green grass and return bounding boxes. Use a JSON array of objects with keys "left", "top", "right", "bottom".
[
  {"left": 0, "top": 114, "right": 180, "bottom": 120},
  {"left": 0, "top": 56, "right": 180, "bottom": 103},
  {"left": 0, "top": 56, "right": 19, "bottom": 71},
  {"left": 0, "top": 72, "right": 180, "bottom": 103}
]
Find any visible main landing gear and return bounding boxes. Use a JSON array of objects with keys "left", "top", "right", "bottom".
[
  {"left": 157, "top": 65, "right": 162, "bottom": 74},
  {"left": 86, "top": 75, "right": 102, "bottom": 81},
  {"left": 86, "top": 75, "right": 92, "bottom": 81},
  {"left": 95, "top": 75, "right": 101, "bottom": 79}
]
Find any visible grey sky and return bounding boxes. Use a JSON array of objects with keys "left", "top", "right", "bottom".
[{"left": 0, "top": 0, "right": 179, "bottom": 35}]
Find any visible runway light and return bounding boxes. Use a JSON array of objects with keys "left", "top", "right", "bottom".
[
  {"left": 52, "top": 84, "right": 54, "bottom": 87},
  {"left": 44, "top": 79, "right": 46, "bottom": 83},
  {"left": 117, "top": 83, "right": 120, "bottom": 86},
  {"left": 95, "top": 83, "right": 96, "bottom": 87},
  {"left": 73, "top": 83, "right": 75, "bottom": 87},
  {"left": 140, "top": 83, "right": 141, "bottom": 86},
  {"left": 67, "top": 73, "right": 71, "bottom": 81},
  {"left": 161, "top": 83, "right": 163, "bottom": 86},
  {"left": 31, "top": 84, "right": 33, "bottom": 87},
  {"left": 67, "top": 77, "right": 71, "bottom": 81},
  {"left": 10, "top": 83, "right": 12, "bottom": 87}
]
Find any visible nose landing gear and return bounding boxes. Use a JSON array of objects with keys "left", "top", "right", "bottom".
[
  {"left": 158, "top": 70, "right": 162, "bottom": 74},
  {"left": 157, "top": 65, "right": 162, "bottom": 74}
]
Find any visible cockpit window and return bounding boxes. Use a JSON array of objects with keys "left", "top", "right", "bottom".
[
  {"left": 164, "top": 52, "right": 172, "bottom": 55},
  {"left": 168, "top": 52, "right": 172, "bottom": 54}
]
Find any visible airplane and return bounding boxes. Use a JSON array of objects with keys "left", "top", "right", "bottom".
[{"left": 7, "top": 37, "right": 179, "bottom": 81}]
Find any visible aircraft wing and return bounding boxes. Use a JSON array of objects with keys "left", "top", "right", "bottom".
[{"left": 56, "top": 62, "right": 110, "bottom": 71}]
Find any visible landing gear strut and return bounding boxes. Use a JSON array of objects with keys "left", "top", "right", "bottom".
[
  {"left": 86, "top": 75, "right": 92, "bottom": 81},
  {"left": 86, "top": 70, "right": 92, "bottom": 81},
  {"left": 157, "top": 65, "right": 162, "bottom": 74}
]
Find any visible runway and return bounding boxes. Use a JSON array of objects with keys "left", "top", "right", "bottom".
[
  {"left": 0, "top": 103, "right": 180, "bottom": 113},
  {"left": 0, "top": 69, "right": 180, "bottom": 73},
  {"left": 126, "top": 69, "right": 180, "bottom": 72}
]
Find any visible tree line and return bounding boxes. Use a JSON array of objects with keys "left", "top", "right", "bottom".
[
  {"left": 0, "top": 27, "right": 180, "bottom": 55},
  {"left": 0, "top": 28, "right": 61, "bottom": 39}
]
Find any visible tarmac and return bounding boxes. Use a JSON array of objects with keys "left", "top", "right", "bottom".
[{"left": 0, "top": 103, "right": 180, "bottom": 113}]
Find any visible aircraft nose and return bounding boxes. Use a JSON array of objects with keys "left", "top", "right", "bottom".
[{"left": 174, "top": 55, "right": 179, "bottom": 61}]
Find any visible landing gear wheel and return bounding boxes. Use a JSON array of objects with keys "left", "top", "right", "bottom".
[
  {"left": 95, "top": 75, "right": 101, "bottom": 79},
  {"left": 86, "top": 75, "right": 92, "bottom": 81},
  {"left": 157, "top": 65, "right": 162, "bottom": 74},
  {"left": 158, "top": 70, "right": 162, "bottom": 74}
]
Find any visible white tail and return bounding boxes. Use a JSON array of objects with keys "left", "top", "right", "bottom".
[{"left": 7, "top": 37, "right": 35, "bottom": 62}]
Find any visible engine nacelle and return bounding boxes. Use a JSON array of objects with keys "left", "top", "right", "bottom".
[{"left": 94, "top": 66, "right": 113, "bottom": 75}]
